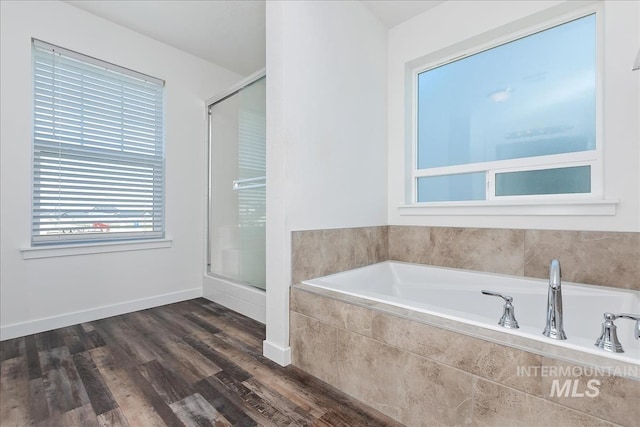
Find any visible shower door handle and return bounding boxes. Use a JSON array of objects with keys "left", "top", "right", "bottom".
[{"left": 232, "top": 176, "right": 266, "bottom": 191}]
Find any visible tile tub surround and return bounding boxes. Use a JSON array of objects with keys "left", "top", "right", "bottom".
[
  {"left": 291, "top": 226, "right": 388, "bottom": 285},
  {"left": 388, "top": 226, "right": 526, "bottom": 276},
  {"left": 387, "top": 226, "right": 639, "bottom": 291},
  {"left": 290, "top": 285, "right": 640, "bottom": 427},
  {"left": 292, "top": 226, "right": 639, "bottom": 291},
  {"left": 290, "top": 226, "right": 639, "bottom": 426},
  {"left": 523, "top": 230, "right": 640, "bottom": 291}
]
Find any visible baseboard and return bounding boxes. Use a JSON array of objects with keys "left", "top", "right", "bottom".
[
  {"left": 203, "top": 275, "right": 266, "bottom": 323},
  {"left": 0, "top": 288, "right": 202, "bottom": 341},
  {"left": 263, "top": 339, "right": 291, "bottom": 366}
]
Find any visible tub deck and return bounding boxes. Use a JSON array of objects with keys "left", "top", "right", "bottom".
[{"left": 302, "top": 261, "right": 640, "bottom": 367}]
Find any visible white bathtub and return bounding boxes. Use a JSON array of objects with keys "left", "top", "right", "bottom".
[{"left": 301, "top": 261, "right": 640, "bottom": 365}]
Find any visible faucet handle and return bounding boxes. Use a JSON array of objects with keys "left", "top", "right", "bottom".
[
  {"left": 482, "top": 290, "right": 519, "bottom": 329},
  {"left": 595, "top": 312, "right": 640, "bottom": 353},
  {"left": 481, "top": 290, "right": 513, "bottom": 303},
  {"left": 612, "top": 313, "right": 640, "bottom": 340}
]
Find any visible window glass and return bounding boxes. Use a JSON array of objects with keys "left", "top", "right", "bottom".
[
  {"left": 417, "top": 14, "right": 596, "bottom": 170},
  {"left": 417, "top": 173, "right": 486, "bottom": 202},
  {"left": 495, "top": 166, "right": 591, "bottom": 196}
]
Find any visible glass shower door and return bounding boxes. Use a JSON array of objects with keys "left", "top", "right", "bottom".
[{"left": 208, "top": 76, "right": 266, "bottom": 289}]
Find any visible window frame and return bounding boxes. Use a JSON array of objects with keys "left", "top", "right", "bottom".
[
  {"left": 409, "top": 6, "right": 604, "bottom": 206},
  {"left": 30, "top": 39, "right": 166, "bottom": 246}
]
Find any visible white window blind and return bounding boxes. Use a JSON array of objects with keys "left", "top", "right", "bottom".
[{"left": 32, "top": 39, "right": 165, "bottom": 245}]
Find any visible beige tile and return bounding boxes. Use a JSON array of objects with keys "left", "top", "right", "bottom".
[
  {"left": 334, "top": 328, "right": 474, "bottom": 426},
  {"left": 290, "top": 284, "right": 631, "bottom": 427},
  {"left": 371, "top": 311, "right": 545, "bottom": 396},
  {"left": 291, "top": 226, "right": 388, "bottom": 284},
  {"left": 473, "top": 378, "right": 617, "bottom": 427},
  {"left": 537, "top": 357, "right": 640, "bottom": 427},
  {"left": 389, "top": 226, "right": 525, "bottom": 276},
  {"left": 388, "top": 225, "right": 431, "bottom": 264},
  {"left": 524, "top": 230, "right": 640, "bottom": 290},
  {"left": 352, "top": 225, "right": 389, "bottom": 267},
  {"left": 296, "top": 226, "right": 639, "bottom": 290},
  {"left": 289, "top": 312, "right": 338, "bottom": 385},
  {"left": 291, "top": 288, "right": 373, "bottom": 337},
  {"left": 291, "top": 229, "right": 333, "bottom": 285}
]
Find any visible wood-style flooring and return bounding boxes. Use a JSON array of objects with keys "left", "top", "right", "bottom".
[{"left": 1, "top": 298, "right": 401, "bottom": 427}]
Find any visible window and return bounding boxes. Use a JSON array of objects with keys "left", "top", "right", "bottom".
[
  {"left": 32, "top": 40, "right": 165, "bottom": 245},
  {"left": 414, "top": 14, "right": 597, "bottom": 203}
]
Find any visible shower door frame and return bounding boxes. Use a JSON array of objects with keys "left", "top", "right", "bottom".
[{"left": 203, "top": 69, "right": 266, "bottom": 323}]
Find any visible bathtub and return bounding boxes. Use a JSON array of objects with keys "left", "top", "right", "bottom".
[{"left": 301, "top": 261, "right": 640, "bottom": 365}]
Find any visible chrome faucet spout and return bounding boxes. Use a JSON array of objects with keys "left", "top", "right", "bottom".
[
  {"left": 543, "top": 259, "right": 567, "bottom": 340},
  {"left": 549, "top": 259, "right": 561, "bottom": 289}
]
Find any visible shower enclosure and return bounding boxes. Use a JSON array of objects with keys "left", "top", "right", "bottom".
[{"left": 204, "top": 72, "right": 266, "bottom": 322}]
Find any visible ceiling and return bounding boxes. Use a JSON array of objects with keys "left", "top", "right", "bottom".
[
  {"left": 66, "top": 0, "right": 444, "bottom": 76},
  {"left": 361, "top": 1, "right": 444, "bottom": 28}
]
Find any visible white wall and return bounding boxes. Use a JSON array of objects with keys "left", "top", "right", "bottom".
[
  {"left": 280, "top": 2, "right": 389, "bottom": 232},
  {"left": 387, "top": 0, "right": 640, "bottom": 232},
  {"left": 0, "top": 0, "right": 241, "bottom": 339},
  {"left": 264, "top": 0, "right": 388, "bottom": 364}
]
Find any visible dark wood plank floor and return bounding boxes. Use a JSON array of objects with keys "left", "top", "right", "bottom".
[{"left": 1, "top": 298, "right": 402, "bottom": 427}]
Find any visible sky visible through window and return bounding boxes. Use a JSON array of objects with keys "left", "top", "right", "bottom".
[
  {"left": 417, "top": 14, "right": 596, "bottom": 169},
  {"left": 416, "top": 14, "right": 596, "bottom": 202}
]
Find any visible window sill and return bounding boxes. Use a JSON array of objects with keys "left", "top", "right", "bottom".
[
  {"left": 398, "top": 199, "right": 618, "bottom": 216},
  {"left": 21, "top": 238, "right": 172, "bottom": 260}
]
